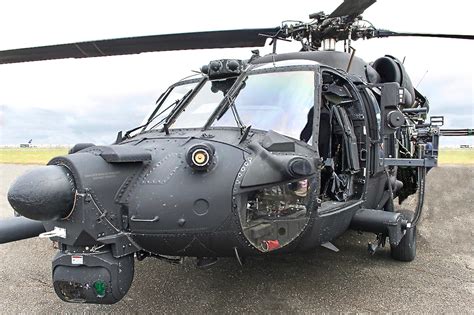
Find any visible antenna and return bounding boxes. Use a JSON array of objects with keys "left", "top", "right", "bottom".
[
  {"left": 416, "top": 70, "right": 429, "bottom": 88},
  {"left": 346, "top": 46, "right": 357, "bottom": 71}
]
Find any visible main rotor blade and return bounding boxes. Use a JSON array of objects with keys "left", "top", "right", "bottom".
[
  {"left": 0, "top": 28, "right": 279, "bottom": 65},
  {"left": 329, "top": 0, "right": 376, "bottom": 18},
  {"left": 375, "top": 30, "right": 474, "bottom": 40}
]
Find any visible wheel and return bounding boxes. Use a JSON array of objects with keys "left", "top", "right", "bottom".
[{"left": 390, "top": 210, "right": 416, "bottom": 262}]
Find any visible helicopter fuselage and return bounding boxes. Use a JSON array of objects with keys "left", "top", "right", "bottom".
[
  {"left": 43, "top": 53, "right": 381, "bottom": 257},
  {"left": 6, "top": 51, "right": 438, "bottom": 304}
]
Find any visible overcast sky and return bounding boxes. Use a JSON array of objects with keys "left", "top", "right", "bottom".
[{"left": 0, "top": 0, "right": 472, "bottom": 147}]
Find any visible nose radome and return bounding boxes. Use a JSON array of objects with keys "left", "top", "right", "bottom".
[{"left": 7, "top": 165, "right": 76, "bottom": 221}]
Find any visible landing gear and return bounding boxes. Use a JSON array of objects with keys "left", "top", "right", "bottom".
[
  {"left": 367, "top": 233, "right": 385, "bottom": 255},
  {"left": 390, "top": 210, "right": 416, "bottom": 262}
]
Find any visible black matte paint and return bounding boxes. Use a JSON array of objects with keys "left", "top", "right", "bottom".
[{"left": 8, "top": 165, "right": 76, "bottom": 221}]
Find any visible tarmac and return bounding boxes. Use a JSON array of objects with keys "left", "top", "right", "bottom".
[{"left": 0, "top": 164, "right": 472, "bottom": 313}]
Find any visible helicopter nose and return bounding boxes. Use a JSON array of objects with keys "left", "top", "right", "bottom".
[{"left": 8, "top": 165, "right": 76, "bottom": 221}]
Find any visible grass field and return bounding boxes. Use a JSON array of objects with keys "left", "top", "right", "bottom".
[
  {"left": 438, "top": 149, "right": 474, "bottom": 165},
  {"left": 0, "top": 147, "right": 472, "bottom": 165},
  {"left": 0, "top": 148, "right": 69, "bottom": 164}
]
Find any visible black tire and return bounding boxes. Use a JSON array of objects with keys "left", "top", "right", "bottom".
[{"left": 390, "top": 210, "right": 416, "bottom": 262}]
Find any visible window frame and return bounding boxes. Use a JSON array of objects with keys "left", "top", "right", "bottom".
[
  {"left": 139, "top": 77, "right": 204, "bottom": 134},
  {"left": 205, "top": 64, "right": 320, "bottom": 140}
]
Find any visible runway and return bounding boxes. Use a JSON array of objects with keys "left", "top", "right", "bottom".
[{"left": 0, "top": 164, "right": 472, "bottom": 313}]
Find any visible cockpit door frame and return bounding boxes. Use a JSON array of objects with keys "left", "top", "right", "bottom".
[{"left": 316, "top": 68, "right": 363, "bottom": 171}]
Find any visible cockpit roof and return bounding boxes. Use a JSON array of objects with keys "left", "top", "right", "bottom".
[{"left": 252, "top": 51, "right": 380, "bottom": 83}]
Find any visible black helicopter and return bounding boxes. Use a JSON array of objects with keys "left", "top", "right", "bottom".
[{"left": 1, "top": 0, "right": 473, "bottom": 305}]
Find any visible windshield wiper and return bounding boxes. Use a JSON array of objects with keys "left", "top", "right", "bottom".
[
  {"left": 123, "top": 90, "right": 192, "bottom": 139},
  {"left": 206, "top": 77, "right": 247, "bottom": 131},
  {"left": 161, "top": 88, "right": 195, "bottom": 129},
  {"left": 228, "top": 97, "right": 245, "bottom": 131},
  {"left": 216, "top": 93, "right": 234, "bottom": 121},
  {"left": 221, "top": 83, "right": 247, "bottom": 132},
  {"left": 146, "top": 98, "right": 181, "bottom": 130},
  {"left": 123, "top": 96, "right": 184, "bottom": 139},
  {"left": 122, "top": 88, "right": 171, "bottom": 138},
  {"left": 161, "top": 78, "right": 208, "bottom": 131},
  {"left": 144, "top": 87, "right": 172, "bottom": 125}
]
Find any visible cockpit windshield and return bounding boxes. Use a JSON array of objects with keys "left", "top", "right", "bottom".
[
  {"left": 139, "top": 79, "right": 227, "bottom": 132},
  {"left": 171, "top": 80, "right": 227, "bottom": 129},
  {"left": 142, "top": 81, "right": 198, "bottom": 131},
  {"left": 136, "top": 69, "right": 315, "bottom": 138},
  {"left": 212, "top": 71, "right": 315, "bottom": 139}
]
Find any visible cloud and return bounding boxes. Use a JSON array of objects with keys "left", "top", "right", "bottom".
[
  {"left": 0, "top": 0, "right": 472, "bottom": 148},
  {"left": 0, "top": 93, "right": 153, "bottom": 145}
]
